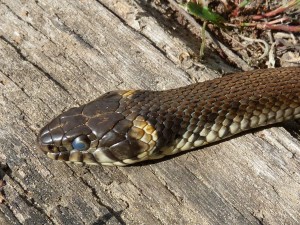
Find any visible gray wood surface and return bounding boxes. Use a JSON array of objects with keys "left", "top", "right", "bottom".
[{"left": 0, "top": 1, "right": 300, "bottom": 224}]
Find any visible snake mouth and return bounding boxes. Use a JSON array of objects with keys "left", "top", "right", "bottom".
[
  {"left": 45, "top": 147, "right": 160, "bottom": 166},
  {"left": 45, "top": 151, "right": 128, "bottom": 166},
  {"left": 46, "top": 150, "right": 102, "bottom": 165}
]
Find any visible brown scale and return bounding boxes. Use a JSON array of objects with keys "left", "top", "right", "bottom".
[{"left": 37, "top": 67, "right": 300, "bottom": 165}]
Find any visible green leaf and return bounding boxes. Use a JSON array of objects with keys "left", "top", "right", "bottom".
[{"left": 183, "top": 2, "right": 225, "bottom": 26}]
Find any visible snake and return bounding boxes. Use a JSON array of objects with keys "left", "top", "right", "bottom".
[{"left": 37, "top": 67, "right": 300, "bottom": 166}]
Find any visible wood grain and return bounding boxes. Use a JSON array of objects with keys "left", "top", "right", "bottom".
[{"left": 0, "top": 1, "right": 299, "bottom": 224}]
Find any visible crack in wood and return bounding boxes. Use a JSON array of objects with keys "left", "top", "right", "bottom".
[{"left": 0, "top": 36, "right": 69, "bottom": 94}]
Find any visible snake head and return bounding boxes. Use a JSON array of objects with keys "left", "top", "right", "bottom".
[
  {"left": 37, "top": 91, "right": 159, "bottom": 166},
  {"left": 37, "top": 103, "right": 97, "bottom": 164}
]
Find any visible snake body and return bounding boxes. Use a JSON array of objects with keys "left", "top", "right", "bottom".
[{"left": 37, "top": 67, "right": 300, "bottom": 166}]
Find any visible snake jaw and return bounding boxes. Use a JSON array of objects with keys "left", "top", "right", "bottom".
[{"left": 45, "top": 149, "right": 139, "bottom": 166}]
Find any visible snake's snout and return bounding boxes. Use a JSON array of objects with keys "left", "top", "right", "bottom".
[
  {"left": 37, "top": 140, "right": 50, "bottom": 154},
  {"left": 36, "top": 125, "right": 55, "bottom": 154}
]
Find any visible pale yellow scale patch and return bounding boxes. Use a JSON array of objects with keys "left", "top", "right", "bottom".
[
  {"left": 93, "top": 149, "right": 115, "bottom": 163},
  {"left": 194, "top": 139, "right": 205, "bottom": 147},
  {"left": 250, "top": 116, "right": 259, "bottom": 127},
  {"left": 127, "top": 116, "right": 159, "bottom": 161},
  {"left": 140, "top": 133, "right": 152, "bottom": 143},
  {"left": 206, "top": 130, "right": 218, "bottom": 142},
  {"left": 160, "top": 145, "right": 180, "bottom": 156},
  {"left": 133, "top": 120, "right": 147, "bottom": 128},
  {"left": 275, "top": 110, "right": 284, "bottom": 120},
  {"left": 137, "top": 151, "right": 148, "bottom": 159},
  {"left": 192, "top": 125, "right": 201, "bottom": 134},
  {"left": 211, "top": 123, "right": 222, "bottom": 132},
  {"left": 182, "top": 131, "right": 192, "bottom": 139},
  {"left": 284, "top": 108, "right": 293, "bottom": 117},
  {"left": 123, "top": 158, "right": 144, "bottom": 164},
  {"left": 144, "top": 124, "right": 155, "bottom": 134},
  {"left": 148, "top": 140, "right": 156, "bottom": 151},
  {"left": 258, "top": 114, "right": 267, "bottom": 124},
  {"left": 267, "top": 111, "right": 276, "bottom": 120},
  {"left": 176, "top": 138, "right": 187, "bottom": 149},
  {"left": 188, "top": 133, "right": 196, "bottom": 142},
  {"left": 229, "top": 122, "right": 240, "bottom": 134},
  {"left": 262, "top": 108, "right": 270, "bottom": 114},
  {"left": 128, "top": 126, "right": 144, "bottom": 139},
  {"left": 222, "top": 118, "right": 231, "bottom": 126},
  {"left": 233, "top": 115, "right": 242, "bottom": 123},
  {"left": 122, "top": 90, "right": 136, "bottom": 98},
  {"left": 240, "top": 118, "right": 249, "bottom": 130},
  {"left": 200, "top": 128, "right": 210, "bottom": 136},
  {"left": 218, "top": 126, "right": 228, "bottom": 137},
  {"left": 181, "top": 142, "right": 193, "bottom": 151}
]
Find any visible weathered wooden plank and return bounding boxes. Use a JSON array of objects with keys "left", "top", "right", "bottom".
[{"left": 0, "top": 1, "right": 299, "bottom": 224}]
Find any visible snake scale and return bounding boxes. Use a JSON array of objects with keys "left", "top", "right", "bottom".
[{"left": 37, "top": 67, "right": 300, "bottom": 166}]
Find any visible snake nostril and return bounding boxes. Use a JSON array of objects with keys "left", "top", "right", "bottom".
[{"left": 36, "top": 136, "right": 55, "bottom": 154}]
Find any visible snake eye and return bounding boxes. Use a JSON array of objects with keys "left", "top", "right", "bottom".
[{"left": 72, "top": 135, "right": 90, "bottom": 151}]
